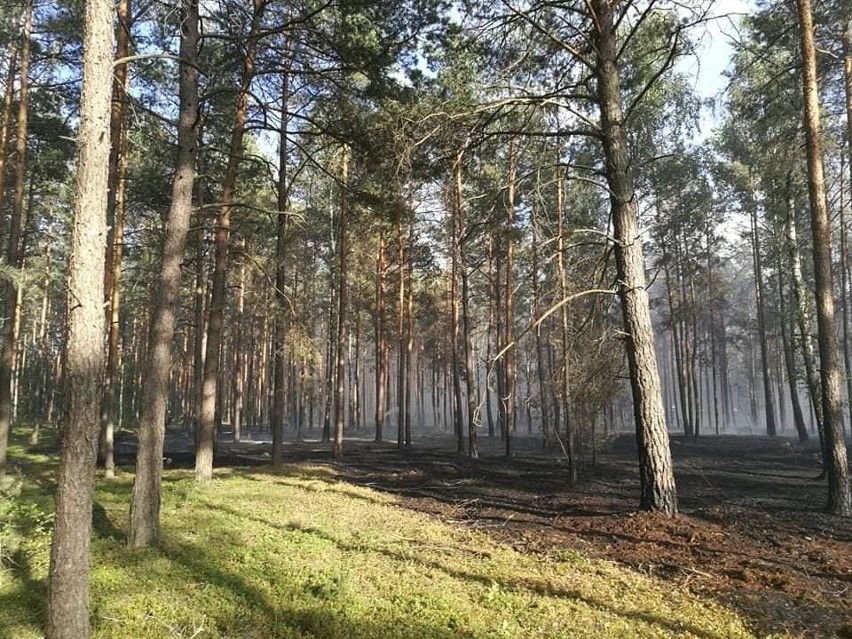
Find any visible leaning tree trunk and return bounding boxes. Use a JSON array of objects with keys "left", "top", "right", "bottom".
[
  {"left": 591, "top": 0, "right": 677, "bottom": 514},
  {"left": 196, "top": 0, "right": 265, "bottom": 482},
  {"left": 0, "top": 0, "right": 31, "bottom": 480},
  {"left": 795, "top": 0, "right": 852, "bottom": 516},
  {"left": 128, "top": 0, "right": 200, "bottom": 548},
  {"left": 45, "top": 0, "right": 112, "bottom": 634}
]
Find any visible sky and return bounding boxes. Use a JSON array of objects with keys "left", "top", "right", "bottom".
[{"left": 679, "top": 0, "right": 753, "bottom": 136}]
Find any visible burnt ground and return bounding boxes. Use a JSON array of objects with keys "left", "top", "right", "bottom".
[{"left": 121, "top": 430, "right": 852, "bottom": 638}]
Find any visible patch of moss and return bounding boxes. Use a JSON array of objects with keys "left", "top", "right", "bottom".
[{"left": 0, "top": 440, "right": 777, "bottom": 639}]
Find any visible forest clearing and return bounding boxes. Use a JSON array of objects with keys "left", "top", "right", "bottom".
[
  {"left": 2, "top": 0, "right": 852, "bottom": 637},
  {"left": 1, "top": 427, "right": 849, "bottom": 639}
]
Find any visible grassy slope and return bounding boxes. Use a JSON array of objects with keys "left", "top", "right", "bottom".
[{"left": 1, "top": 437, "right": 769, "bottom": 639}]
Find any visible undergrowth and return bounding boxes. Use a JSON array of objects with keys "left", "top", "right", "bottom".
[{"left": 0, "top": 429, "right": 775, "bottom": 639}]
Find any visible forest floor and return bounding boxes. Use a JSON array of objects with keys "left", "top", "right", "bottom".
[{"left": 164, "top": 428, "right": 852, "bottom": 639}]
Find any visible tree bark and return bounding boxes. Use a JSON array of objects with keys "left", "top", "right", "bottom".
[
  {"left": 795, "top": 0, "right": 852, "bottom": 516},
  {"left": 128, "top": 0, "right": 200, "bottom": 547},
  {"left": 45, "top": 0, "right": 112, "bottom": 634},
  {"left": 591, "top": 0, "right": 677, "bottom": 514}
]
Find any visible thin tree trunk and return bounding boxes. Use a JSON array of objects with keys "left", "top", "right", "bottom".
[
  {"left": 375, "top": 229, "right": 386, "bottom": 441},
  {"left": 784, "top": 176, "right": 824, "bottom": 443},
  {"left": 450, "top": 159, "right": 464, "bottom": 455},
  {"left": 749, "top": 186, "right": 777, "bottom": 437},
  {"left": 196, "top": 0, "right": 265, "bottom": 482},
  {"left": 778, "top": 252, "right": 809, "bottom": 442},
  {"left": 795, "top": 0, "right": 852, "bottom": 516},
  {"left": 555, "top": 154, "right": 576, "bottom": 479},
  {"left": 0, "top": 41, "right": 17, "bottom": 245},
  {"left": 591, "top": 0, "right": 677, "bottom": 513},
  {"left": 332, "top": 144, "right": 349, "bottom": 459},
  {"left": 0, "top": 0, "right": 30, "bottom": 479},
  {"left": 503, "top": 140, "right": 516, "bottom": 457},
  {"left": 100, "top": 0, "right": 132, "bottom": 478},
  {"left": 45, "top": 0, "right": 112, "bottom": 633},
  {"left": 271, "top": 55, "right": 290, "bottom": 466},
  {"left": 455, "top": 155, "right": 478, "bottom": 458},
  {"left": 128, "top": 0, "right": 200, "bottom": 547}
]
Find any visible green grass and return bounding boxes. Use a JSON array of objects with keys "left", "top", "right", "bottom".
[{"left": 1, "top": 432, "right": 770, "bottom": 639}]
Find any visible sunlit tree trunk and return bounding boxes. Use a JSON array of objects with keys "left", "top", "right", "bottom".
[
  {"left": 128, "top": 0, "right": 200, "bottom": 547},
  {"left": 795, "top": 0, "right": 851, "bottom": 516},
  {"left": 0, "top": 0, "right": 31, "bottom": 480},
  {"left": 45, "top": 0, "right": 112, "bottom": 633}
]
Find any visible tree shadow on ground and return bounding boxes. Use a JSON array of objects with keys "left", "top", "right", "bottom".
[{"left": 201, "top": 499, "right": 741, "bottom": 639}]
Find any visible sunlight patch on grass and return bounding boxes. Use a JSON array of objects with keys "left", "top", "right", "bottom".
[{"left": 1, "top": 442, "right": 777, "bottom": 639}]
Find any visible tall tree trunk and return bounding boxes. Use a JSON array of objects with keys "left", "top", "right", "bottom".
[
  {"left": 455, "top": 156, "right": 478, "bottom": 458},
  {"left": 0, "top": 41, "right": 17, "bottom": 246},
  {"left": 272, "top": 57, "right": 290, "bottom": 466},
  {"left": 778, "top": 249, "right": 809, "bottom": 442},
  {"left": 396, "top": 219, "right": 407, "bottom": 449},
  {"left": 784, "top": 178, "right": 823, "bottom": 440},
  {"left": 450, "top": 158, "right": 464, "bottom": 455},
  {"left": 842, "top": 18, "right": 852, "bottom": 435},
  {"left": 332, "top": 144, "right": 349, "bottom": 460},
  {"left": 45, "top": 0, "right": 112, "bottom": 633},
  {"left": 100, "top": 0, "right": 132, "bottom": 478},
  {"left": 749, "top": 186, "right": 777, "bottom": 437},
  {"left": 196, "top": 0, "right": 265, "bottom": 482},
  {"left": 128, "top": 0, "right": 200, "bottom": 547},
  {"left": 503, "top": 140, "right": 517, "bottom": 457},
  {"left": 532, "top": 207, "right": 551, "bottom": 447},
  {"left": 374, "top": 229, "right": 386, "bottom": 441},
  {"left": 591, "top": 0, "right": 677, "bottom": 513},
  {"left": 555, "top": 155, "right": 576, "bottom": 479},
  {"left": 0, "top": 0, "right": 30, "bottom": 480},
  {"left": 795, "top": 0, "right": 852, "bottom": 516}
]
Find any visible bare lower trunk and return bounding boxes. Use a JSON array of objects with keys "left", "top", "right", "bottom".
[
  {"left": 46, "top": 0, "right": 112, "bottom": 634},
  {"left": 128, "top": 0, "right": 200, "bottom": 547}
]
